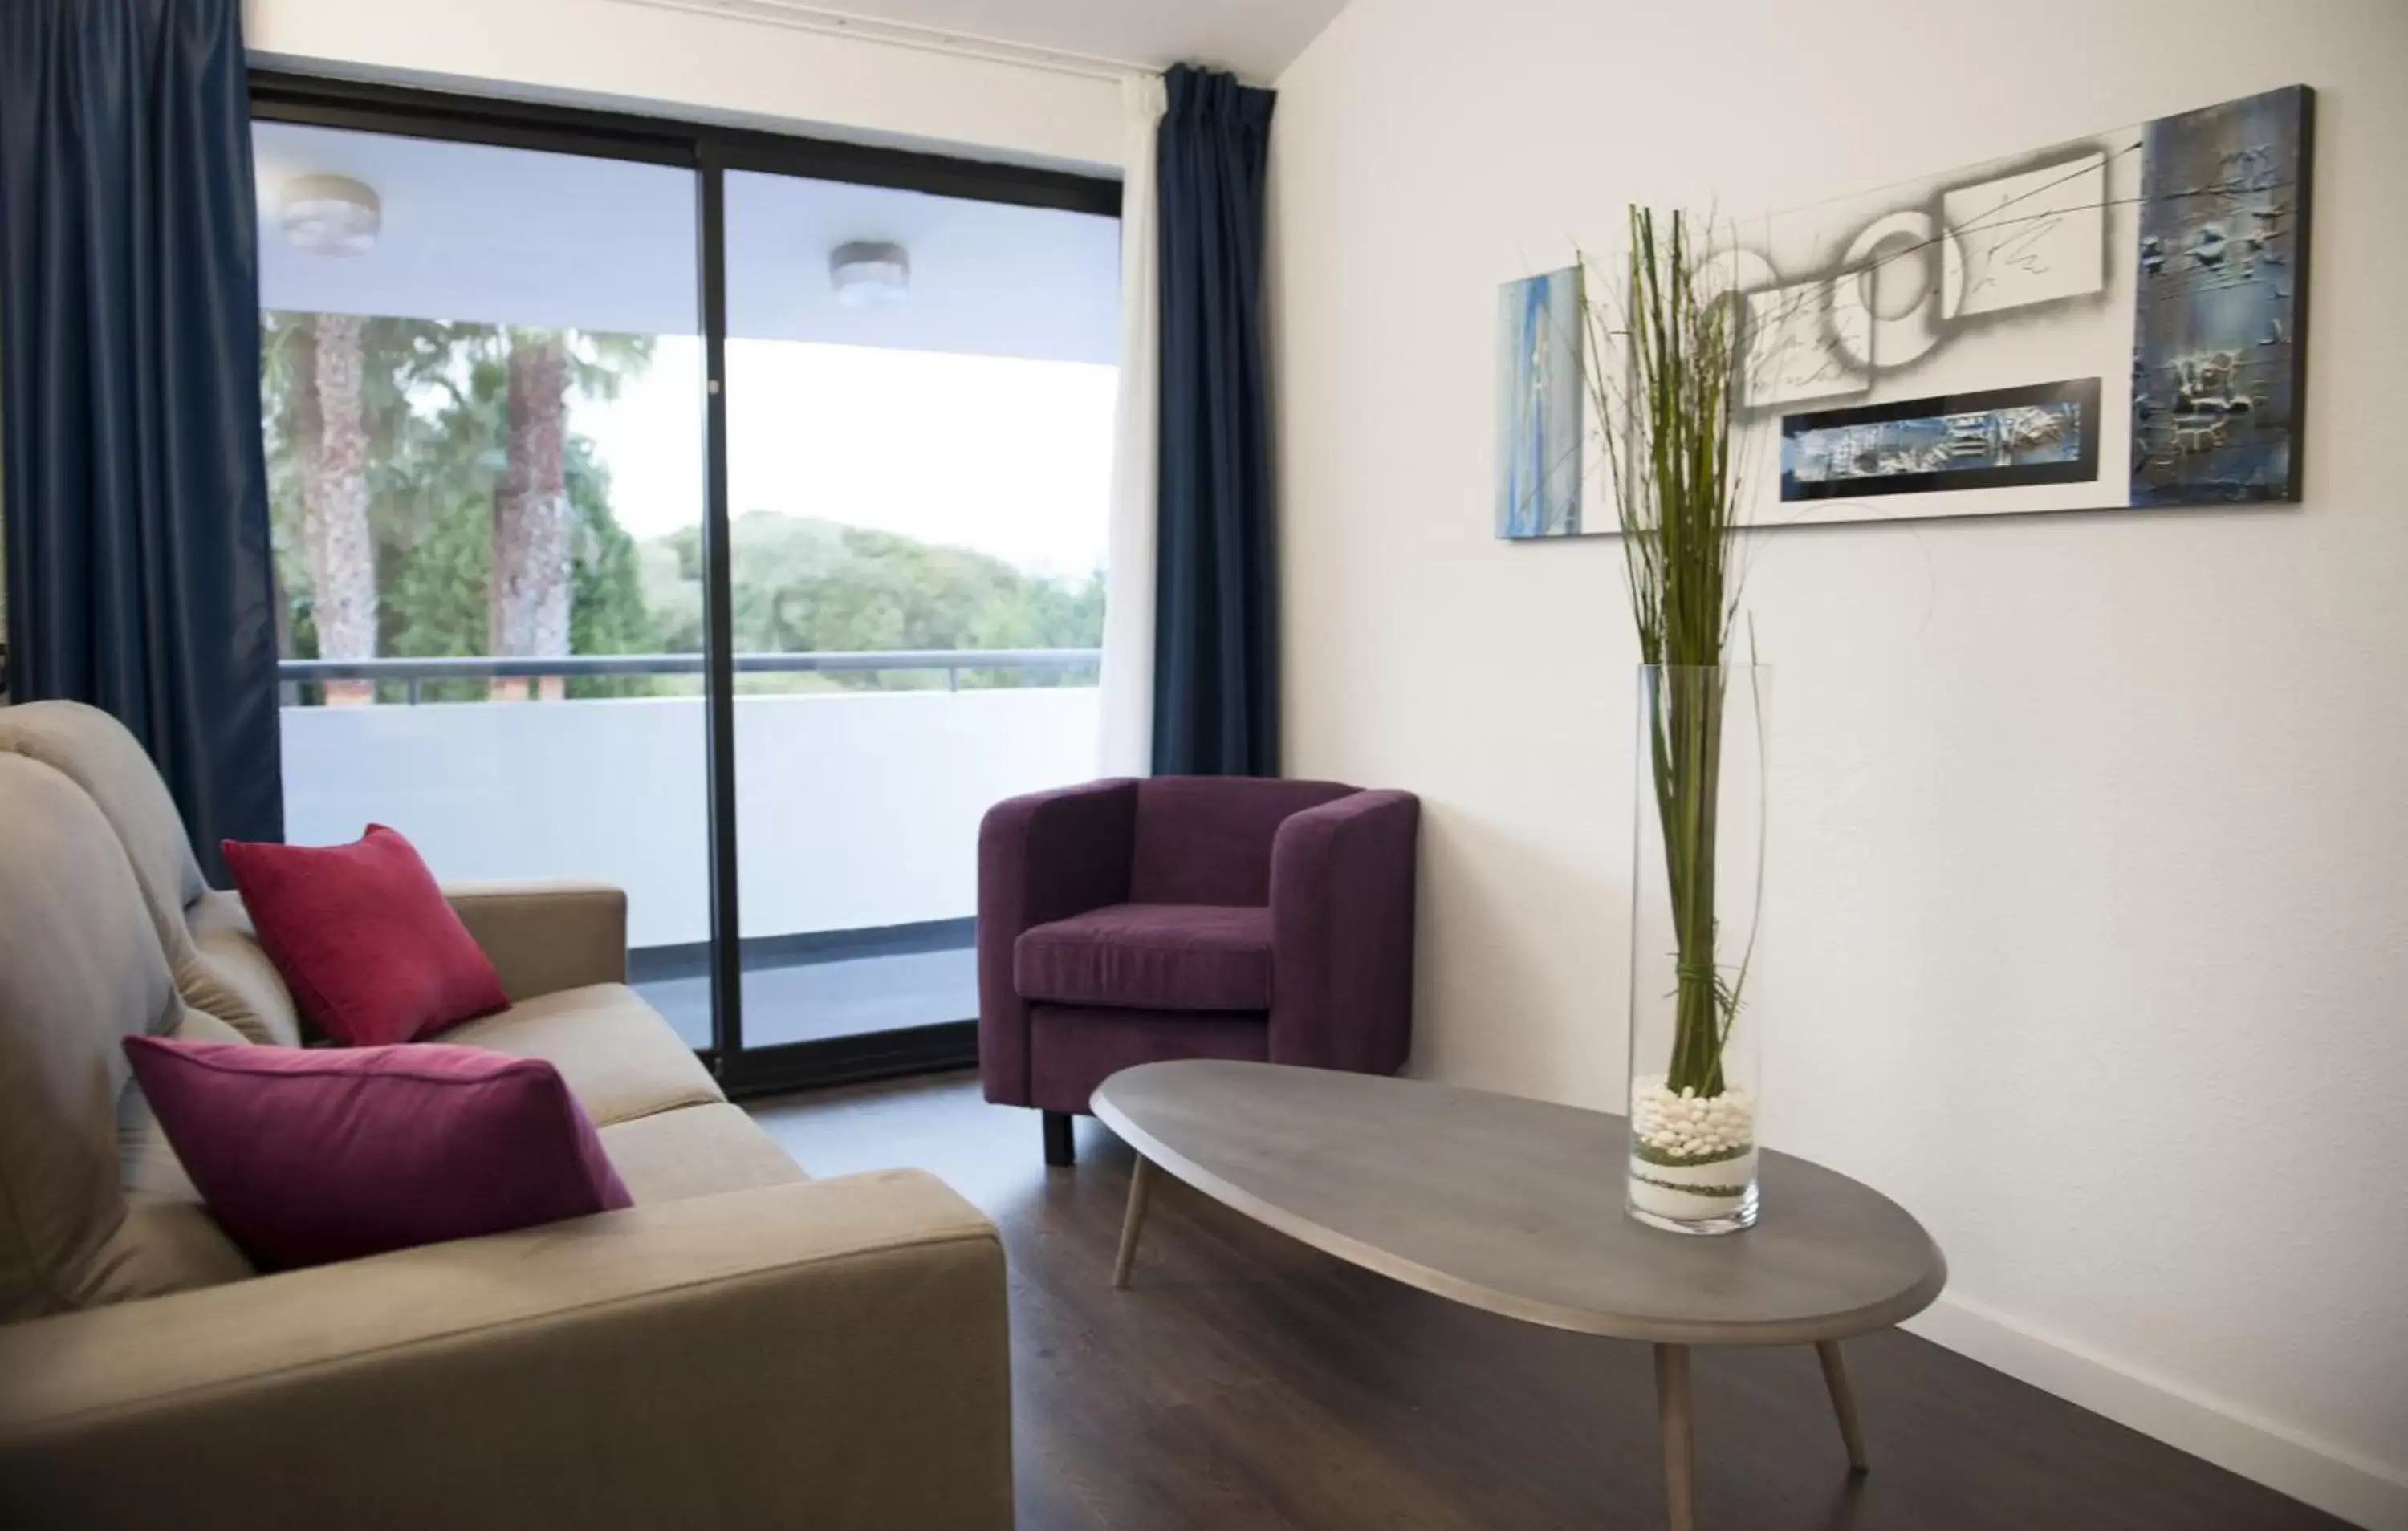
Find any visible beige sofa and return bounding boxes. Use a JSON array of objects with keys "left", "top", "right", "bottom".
[{"left": 0, "top": 701, "right": 1013, "bottom": 1529}]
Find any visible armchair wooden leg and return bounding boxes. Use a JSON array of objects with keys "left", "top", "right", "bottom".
[{"left": 1043, "top": 1109, "right": 1076, "bottom": 1167}]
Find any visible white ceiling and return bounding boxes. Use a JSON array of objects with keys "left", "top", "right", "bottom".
[
  {"left": 726, "top": 169, "right": 1117, "bottom": 361},
  {"left": 767, "top": 0, "right": 1351, "bottom": 81},
  {"left": 254, "top": 120, "right": 1120, "bottom": 363}
]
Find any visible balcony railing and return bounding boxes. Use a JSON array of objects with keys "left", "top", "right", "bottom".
[
  {"left": 280, "top": 648, "right": 1102, "bottom": 703},
  {"left": 279, "top": 657, "right": 1106, "bottom": 950}
]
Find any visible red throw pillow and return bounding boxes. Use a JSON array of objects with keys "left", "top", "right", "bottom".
[
  {"left": 222, "top": 824, "right": 508, "bottom": 1046},
  {"left": 124, "top": 1034, "right": 632, "bottom": 1271}
]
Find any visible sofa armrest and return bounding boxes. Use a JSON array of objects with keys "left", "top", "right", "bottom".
[
  {"left": 0, "top": 1172, "right": 1011, "bottom": 1531},
  {"left": 978, "top": 778, "right": 1139, "bottom": 1104},
  {"left": 445, "top": 878, "right": 628, "bottom": 1001},
  {"left": 1269, "top": 789, "right": 1421, "bottom": 1074}
]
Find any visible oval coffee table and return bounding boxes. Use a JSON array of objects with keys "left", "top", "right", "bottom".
[{"left": 1092, "top": 1060, "right": 1946, "bottom": 1531}]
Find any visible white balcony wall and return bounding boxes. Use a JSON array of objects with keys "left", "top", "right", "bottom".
[{"left": 281, "top": 688, "right": 1102, "bottom": 949}]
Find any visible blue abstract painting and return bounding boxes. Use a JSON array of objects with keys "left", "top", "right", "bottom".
[
  {"left": 1496, "top": 266, "right": 1583, "bottom": 538},
  {"left": 2131, "top": 86, "right": 2311, "bottom": 504}
]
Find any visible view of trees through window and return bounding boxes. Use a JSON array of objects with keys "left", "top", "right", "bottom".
[
  {"left": 256, "top": 112, "right": 1120, "bottom": 1059},
  {"left": 262, "top": 312, "right": 1108, "bottom": 704}
]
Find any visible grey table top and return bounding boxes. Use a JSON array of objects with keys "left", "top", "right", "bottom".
[{"left": 1090, "top": 1060, "right": 1946, "bottom": 1346}]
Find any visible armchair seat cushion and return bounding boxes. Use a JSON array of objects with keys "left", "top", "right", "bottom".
[{"left": 1014, "top": 904, "right": 1272, "bottom": 1012}]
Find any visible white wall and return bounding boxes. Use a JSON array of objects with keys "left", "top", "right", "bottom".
[
  {"left": 1271, "top": 2, "right": 2408, "bottom": 1525},
  {"left": 242, "top": 0, "right": 1123, "bottom": 172},
  {"left": 281, "top": 688, "right": 1102, "bottom": 948}
]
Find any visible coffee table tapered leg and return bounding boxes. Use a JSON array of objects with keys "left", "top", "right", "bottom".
[
  {"left": 1112, "top": 1156, "right": 1156, "bottom": 1290},
  {"left": 1654, "top": 1342, "right": 1695, "bottom": 1531},
  {"left": 1816, "top": 1339, "right": 1869, "bottom": 1472}
]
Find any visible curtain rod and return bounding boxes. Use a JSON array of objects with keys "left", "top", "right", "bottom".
[{"left": 609, "top": 0, "right": 1161, "bottom": 85}]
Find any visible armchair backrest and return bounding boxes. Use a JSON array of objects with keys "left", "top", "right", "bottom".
[{"left": 1128, "top": 777, "right": 1357, "bottom": 906}]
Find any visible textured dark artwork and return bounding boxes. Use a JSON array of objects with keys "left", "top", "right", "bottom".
[
  {"left": 1784, "top": 379, "right": 2101, "bottom": 501},
  {"left": 2130, "top": 86, "right": 2312, "bottom": 504}
]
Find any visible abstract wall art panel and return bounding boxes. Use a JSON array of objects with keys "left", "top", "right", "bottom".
[
  {"left": 1782, "top": 379, "right": 2102, "bottom": 501},
  {"left": 1744, "top": 278, "right": 1869, "bottom": 408},
  {"left": 2131, "top": 91, "right": 2310, "bottom": 503},
  {"left": 1498, "top": 85, "right": 2312, "bottom": 534},
  {"left": 1941, "top": 154, "right": 2109, "bottom": 319},
  {"left": 1495, "top": 266, "right": 1584, "bottom": 538}
]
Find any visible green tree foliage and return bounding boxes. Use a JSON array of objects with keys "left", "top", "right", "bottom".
[
  {"left": 260, "top": 315, "right": 1104, "bottom": 699},
  {"left": 259, "top": 315, "right": 660, "bottom": 700},
  {"left": 648, "top": 512, "right": 1102, "bottom": 691},
  {"left": 261, "top": 311, "right": 463, "bottom": 666}
]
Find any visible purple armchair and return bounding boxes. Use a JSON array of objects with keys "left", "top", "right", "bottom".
[{"left": 978, "top": 776, "right": 1421, "bottom": 1163}]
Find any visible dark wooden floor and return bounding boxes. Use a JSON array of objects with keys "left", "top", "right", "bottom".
[{"left": 749, "top": 1072, "right": 2349, "bottom": 1531}]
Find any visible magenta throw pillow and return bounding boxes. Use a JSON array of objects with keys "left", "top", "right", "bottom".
[
  {"left": 124, "top": 1035, "right": 633, "bottom": 1271},
  {"left": 221, "top": 823, "right": 508, "bottom": 1046}
]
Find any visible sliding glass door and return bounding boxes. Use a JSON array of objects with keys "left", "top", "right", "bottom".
[
  {"left": 718, "top": 166, "right": 1118, "bottom": 1059},
  {"left": 250, "top": 76, "right": 1120, "bottom": 1090},
  {"left": 253, "top": 117, "right": 717, "bottom": 1046}
]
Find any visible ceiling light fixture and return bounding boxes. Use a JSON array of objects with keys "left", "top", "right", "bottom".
[
  {"left": 829, "top": 240, "right": 909, "bottom": 308},
  {"left": 280, "top": 174, "right": 381, "bottom": 256}
]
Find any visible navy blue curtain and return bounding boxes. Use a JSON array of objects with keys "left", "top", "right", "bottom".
[
  {"left": 1153, "top": 64, "right": 1277, "bottom": 777},
  {"left": 1, "top": 0, "right": 283, "bottom": 874}
]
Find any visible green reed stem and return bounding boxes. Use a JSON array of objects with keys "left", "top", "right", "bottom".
[{"left": 1587, "top": 209, "right": 1749, "bottom": 1099}]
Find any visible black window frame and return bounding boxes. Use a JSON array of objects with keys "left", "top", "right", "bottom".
[{"left": 250, "top": 69, "right": 1121, "bottom": 1099}]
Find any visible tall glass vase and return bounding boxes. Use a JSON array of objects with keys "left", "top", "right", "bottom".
[{"left": 1626, "top": 664, "right": 1768, "bottom": 1235}]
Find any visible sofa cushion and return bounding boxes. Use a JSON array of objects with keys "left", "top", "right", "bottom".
[
  {"left": 0, "top": 755, "right": 250, "bottom": 1322},
  {"left": 222, "top": 826, "right": 509, "bottom": 1046},
  {"left": 180, "top": 891, "right": 307, "bottom": 1046},
  {"left": 96, "top": 1200, "right": 258, "bottom": 1298},
  {"left": 434, "top": 983, "right": 723, "bottom": 1127},
  {"left": 125, "top": 1035, "right": 632, "bottom": 1272},
  {"left": 1015, "top": 904, "right": 1274, "bottom": 1011},
  {"left": 120, "top": 1011, "right": 251, "bottom": 1204},
  {"left": 599, "top": 1103, "right": 811, "bottom": 1204},
  {"left": 112, "top": 1006, "right": 259, "bottom": 1297}
]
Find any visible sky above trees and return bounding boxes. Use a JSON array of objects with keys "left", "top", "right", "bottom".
[{"left": 582, "top": 337, "right": 1115, "bottom": 579}]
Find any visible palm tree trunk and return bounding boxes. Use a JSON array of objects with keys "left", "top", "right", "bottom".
[
  {"left": 490, "top": 329, "right": 572, "bottom": 702},
  {"left": 302, "top": 313, "right": 377, "bottom": 706}
]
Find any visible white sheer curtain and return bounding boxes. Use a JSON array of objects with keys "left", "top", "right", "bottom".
[{"left": 1096, "top": 72, "right": 1166, "bottom": 778}]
